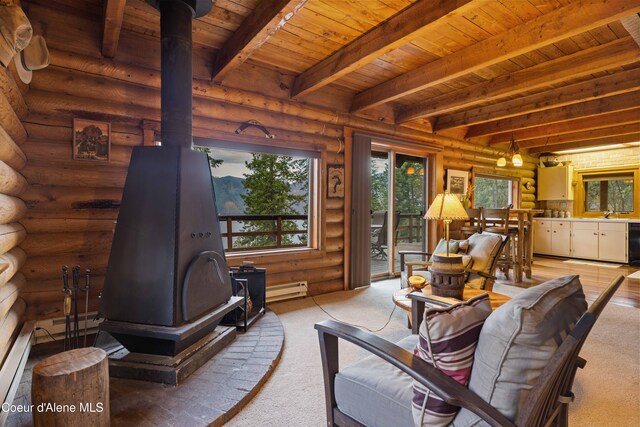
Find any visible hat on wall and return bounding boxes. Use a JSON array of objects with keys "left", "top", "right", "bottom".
[
  {"left": 0, "top": 2, "right": 33, "bottom": 68},
  {"left": 15, "top": 34, "right": 49, "bottom": 83}
]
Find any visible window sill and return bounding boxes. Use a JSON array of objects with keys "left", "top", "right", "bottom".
[{"left": 226, "top": 247, "right": 324, "bottom": 263}]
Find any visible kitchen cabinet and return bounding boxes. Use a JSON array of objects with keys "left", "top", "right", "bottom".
[
  {"left": 551, "top": 221, "right": 571, "bottom": 257},
  {"left": 533, "top": 220, "right": 552, "bottom": 254},
  {"left": 537, "top": 166, "right": 574, "bottom": 200},
  {"left": 533, "top": 219, "right": 629, "bottom": 263},
  {"left": 598, "top": 222, "right": 627, "bottom": 262},
  {"left": 571, "top": 221, "right": 599, "bottom": 259},
  {"left": 533, "top": 220, "right": 571, "bottom": 256}
]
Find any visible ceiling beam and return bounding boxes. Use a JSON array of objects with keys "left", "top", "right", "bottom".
[
  {"left": 506, "top": 124, "right": 640, "bottom": 149},
  {"left": 101, "top": 0, "right": 126, "bottom": 58},
  {"left": 488, "top": 108, "right": 640, "bottom": 144},
  {"left": 350, "top": 0, "right": 640, "bottom": 113},
  {"left": 528, "top": 134, "right": 640, "bottom": 154},
  {"left": 396, "top": 37, "right": 639, "bottom": 123},
  {"left": 621, "top": 13, "right": 640, "bottom": 47},
  {"left": 435, "top": 68, "right": 640, "bottom": 131},
  {"left": 466, "top": 91, "right": 640, "bottom": 138},
  {"left": 211, "top": 0, "right": 308, "bottom": 82},
  {"left": 290, "top": 0, "right": 474, "bottom": 98}
]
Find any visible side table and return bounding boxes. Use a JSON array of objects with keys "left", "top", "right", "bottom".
[{"left": 392, "top": 286, "right": 511, "bottom": 333}]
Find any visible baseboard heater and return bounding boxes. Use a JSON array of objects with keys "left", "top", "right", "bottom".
[
  {"left": 266, "top": 281, "right": 308, "bottom": 303},
  {"left": 34, "top": 313, "right": 102, "bottom": 344}
]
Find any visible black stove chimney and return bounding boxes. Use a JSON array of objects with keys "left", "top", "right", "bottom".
[
  {"left": 158, "top": 0, "right": 194, "bottom": 148},
  {"left": 100, "top": 0, "right": 241, "bottom": 357}
]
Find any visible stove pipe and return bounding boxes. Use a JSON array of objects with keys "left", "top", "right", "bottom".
[{"left": 158, "top": 0, "right": 194, "bottom": 148}]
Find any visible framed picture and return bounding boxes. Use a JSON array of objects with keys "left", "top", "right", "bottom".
[
  {"left": 327, "top": 164, "right": 344, "bottom": 198},
  {"left": 73, "top": 119, "right": 111, "bottom": 161},
  {"left": 446, "top": 169, "right": 468, "bottom": 195}
]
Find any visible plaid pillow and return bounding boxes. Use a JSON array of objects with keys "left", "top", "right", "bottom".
[{"left": 412, "top": 293, "right": 492, "bottom": 426}]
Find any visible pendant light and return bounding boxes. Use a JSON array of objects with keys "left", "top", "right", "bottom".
[{"left": 496, "top": 133, "right": 522, "bottom": 167}]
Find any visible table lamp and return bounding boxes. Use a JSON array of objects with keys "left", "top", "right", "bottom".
[{"left": 425, "top": 193, "right": 469, "bottom": 256}]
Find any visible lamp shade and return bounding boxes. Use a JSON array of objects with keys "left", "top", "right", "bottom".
[
  {"left": 425, "top": 193, "right": 469, "bottom": 220},
  {"left": 496, "top": 156, "right": 507, "bottom": 167},
  {"left": 512, "top": 153, "right": 523, "bottom": 167}
]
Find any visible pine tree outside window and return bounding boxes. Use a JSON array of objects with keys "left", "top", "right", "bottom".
[{"left": 195, "top": 143, "right": 318, "bottom": 253}]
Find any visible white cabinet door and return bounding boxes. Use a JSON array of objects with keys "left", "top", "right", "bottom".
[
  {"left": 571, "top": 222, "right": 599, "bottom": 259},
  {"left": 533, "top": 221, "right": 551, "bottom": 254},
  {"left": 538, "top": 166, "right": 573, "bottom": 200},
  {"left": 598, "top": 223, "right": 628, "bottom": 262},
  {"left": 552, "top": 228, "right": 571, "bottom": 257}
]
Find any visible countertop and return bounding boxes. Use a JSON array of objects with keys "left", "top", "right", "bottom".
[{"left": 533, "top": 217, "right": 640, "bottom": 223}]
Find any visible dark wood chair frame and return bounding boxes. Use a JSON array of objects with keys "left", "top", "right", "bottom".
[
  {"left": 315, "top": 275, "right": 624, "bottom": 427},
  {"left": 398, "top": 234, "right": 509, "bottom": 291}
]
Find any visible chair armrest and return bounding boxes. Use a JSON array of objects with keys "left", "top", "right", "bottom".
[
  {"left": 314, "top": 320, "right": 516, "bottom": 427},
  {"left": 464, "top": 268, "right": 496, "bottom": 281},
  {"left": 406, "top": 261, "right": 431, "bottom": 277},
  {"left": 399, "top": 250, "right": 432, "bottom": 271}
]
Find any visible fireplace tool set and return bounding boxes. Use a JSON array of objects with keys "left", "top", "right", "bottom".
[{"left": 61, "top": 265, "right": 91, "bottom": 350}]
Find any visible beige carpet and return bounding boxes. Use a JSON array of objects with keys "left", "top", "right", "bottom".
[{"left": 227, "top": 279, "right": 640, "bottom": 426}]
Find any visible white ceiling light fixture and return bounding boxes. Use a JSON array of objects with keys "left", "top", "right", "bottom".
[{"left": 553, "top": 142, "right": 640, "bottom": 155}]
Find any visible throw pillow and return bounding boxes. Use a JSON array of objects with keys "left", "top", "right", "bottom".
[
  {"left": 429, "top": 239, "right": 460, "bottom": 262},
  {"left": 412, "top": 293, "right": 492, "bottom": 427}
]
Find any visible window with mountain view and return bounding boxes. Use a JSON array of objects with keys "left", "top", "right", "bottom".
[{"left": 195, "top": 145, "right": 315, "bottom": 252}]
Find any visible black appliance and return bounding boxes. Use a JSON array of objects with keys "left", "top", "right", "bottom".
[
  {"left": 99, "top": 0, "right": 241, "bottom": 357},
  {"left": 629, "top": 222, "right": 640, "bottom": 267}
]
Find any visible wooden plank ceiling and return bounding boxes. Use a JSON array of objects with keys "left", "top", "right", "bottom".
[{"left": 93, "top": 0, "right": 640, "bottom": 154}]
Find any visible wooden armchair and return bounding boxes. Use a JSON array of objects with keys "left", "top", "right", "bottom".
[
  {"left": 315, "top": 275, "right": 623, "bottom": 427},
  {"left": 399, "top": 233, "right": 509, "bottom": 291}
]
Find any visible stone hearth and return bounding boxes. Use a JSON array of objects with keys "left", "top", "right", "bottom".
[{"left": 7, "top": 312, "right": 283, "bottom": 427}]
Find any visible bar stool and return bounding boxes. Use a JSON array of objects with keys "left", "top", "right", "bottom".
[
  {"left": 459, "top": 207, "right": 483, "bottom": 239},
  {"left": 482, "top": 208, "right": 518, "bottom": 279}
]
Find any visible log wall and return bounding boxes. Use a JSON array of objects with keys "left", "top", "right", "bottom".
[
  {"left": 18, "top": 1, "right": 537, "bottom": 321},
  {"left": 0, "top": 65, "right": 29, "bottom": 364}
]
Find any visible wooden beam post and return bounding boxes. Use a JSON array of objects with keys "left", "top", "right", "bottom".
[
  {"left": 101, "top": 0, "right": 126, "bottom": 58},
  {"left": 211, "top": 0, "right": 309, "bottom": 82},
  {"left": 291, "top": 0, "right": 473, "bottom": 98}
]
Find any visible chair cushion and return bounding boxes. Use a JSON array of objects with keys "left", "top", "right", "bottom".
[
  {"left": 453, "top": 275, "right": 588, "bottom": 426},
  {"left": 335, "top": 335, "right": 418, "bottom": 427},
  {"left": 412, "top": 294, "right": 492, "bottom": 427}
]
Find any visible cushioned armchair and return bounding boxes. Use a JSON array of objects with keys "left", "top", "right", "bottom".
[
  {"left": 400, "top": 233, "right": 508, "bottom": 291},
  {"left": 315, "top": 274, "right": 623, "bottom": 427}
]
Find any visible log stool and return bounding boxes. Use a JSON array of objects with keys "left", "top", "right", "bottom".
[
  {"left": 430, "top": 254, "right": 466, "bottom": 300},
  {"left": 32, "top": 347, "right": 109, "bottom": 426}
]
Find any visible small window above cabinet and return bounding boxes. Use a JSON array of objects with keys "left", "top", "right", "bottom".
[{"left": 537, "top": 165, "right": 574, "bottom": 201}]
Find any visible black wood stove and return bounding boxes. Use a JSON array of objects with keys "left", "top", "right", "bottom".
[{"left": 100, "top": 0, "right": 241, "bottom": 357}]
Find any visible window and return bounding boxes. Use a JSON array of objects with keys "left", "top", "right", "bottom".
[
  {"left": 584, "top": 173, "right": 634, "bottom": 213},
  {"left": 473, "top": 175, "right": 519, "bottom": 209},
  {"left": 195, "top": 143, "right": 318, "bottom": 253}
]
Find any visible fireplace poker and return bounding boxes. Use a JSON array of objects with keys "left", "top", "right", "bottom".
[
  {"left": 82, "top": 268, "right": 90, "bottom": 347},
  {"left": 72, "top": 266, "right": 80, "bottom": 349},
  {"left": 61, "top": 266, "right": 71, "bottom": 351}
]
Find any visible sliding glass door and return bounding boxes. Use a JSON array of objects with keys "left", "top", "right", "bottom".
[
  {"left": 370, "top": 151, "right": 390, "bottom": 277},
  {"left": 370, "top": 149, "right": 427, "bottom": 278},
  {"left": 394, "top": 154, "right": 426, "bottom": 273}
]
